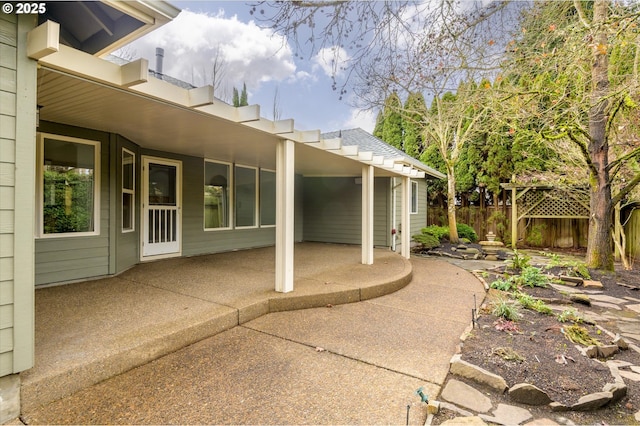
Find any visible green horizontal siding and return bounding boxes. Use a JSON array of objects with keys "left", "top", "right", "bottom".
[
  {"left": 303, "top": 176, "right": 390, "bottom": 247},
  {"left": 34, "top": 123, "right": 110, "bottom": 286}
]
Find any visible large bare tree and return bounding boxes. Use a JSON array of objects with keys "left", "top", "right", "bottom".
[
  {"left": 253, "top": 1, "right": 512, "bottom": 243},
  {"left": 254, "top": 0, "right": 640, "bottom": 269},
  {"left": 495, "top": 0, "right": 640, "bottom": 269}
]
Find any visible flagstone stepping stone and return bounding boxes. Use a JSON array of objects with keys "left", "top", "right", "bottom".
[
  {"left": 450, "top": 355, "right": 508, "bottom": 392},
  {"left": 591, "top": 301, "right": 622, "bottom": 310},
  {"left": 619, "top": 322, "right": 640, "bottom": 332},
  {"left": 619, "top": 370, "right": 640, "bottom": 382},
  {"left": 441, "top": 379, "right": 493, "bottom": 413},
  {"left": 583, "top": 280, "right": 603, "bottom": 288},
  {"left": 550, "top": 284, "right": 582, "bottom": 293},
  {"left": 441, "top": 416, "right": 487, "bottom": 425},
  {"left": 570, "top": 294, "right": 591, "bottom": 305},
  {"left": 508, "top": 383, "right": 552, "bottom": 405},
  {"left": 597, "top": 344, "right": 619, "bottom": 358},
  {"left": 559, "top": 275, "right": 583, "bottom": 285},
  {"left": 631, "top": 366, "right": 640, "bottom": 374},
  {"left": 608, "top": 360, "right": 633, "bottom": 368},
  {"left": 624, "top": 297, "right": 640, "bottom": 303},
  {"left": 626, "top": 304, "right": 640, "bottom": 314},
  {"left": 613, "top": 334, "right": 629, "bottom": 349},
  {"left": 479, "top": 403, "right": 532, "bottom": 425},
  {"left": 589, "top": 294, "right": 629, "bottom": 304},
  {"left": 603, "top": 382, "right": 627, "bottom": 403},
  {"left": 570, "top": 392, "right": 613, "bottom": 411},
  {"left": 526, "top": 418, "right": 560, "bottom": 425}
]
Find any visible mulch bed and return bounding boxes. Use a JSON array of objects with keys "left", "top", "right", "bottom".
[{"left": 431, "top": 252, "right": 640, "bottom": 425}]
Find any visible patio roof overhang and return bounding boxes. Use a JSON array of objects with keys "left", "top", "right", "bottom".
[{"left": 30, "top": 20, "right": 432, "bottom": 180}]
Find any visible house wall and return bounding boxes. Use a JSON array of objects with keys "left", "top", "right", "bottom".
[
  {"left": 302, "top": 176, "right": 390, "bottom": 247},
  {"left": 392, "top": 177, "right": 428, "bottom": 249},
  {"left": 0, "top": 13, "right": 37, "bottom": 421},
  {"left": 35, "top": 122, "right": 112, "bottom": 285},
  {"left": 33, "top": 123, "right": 306, "bottom": 286}
]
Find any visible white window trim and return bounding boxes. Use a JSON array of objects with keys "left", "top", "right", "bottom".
[
  {"left": 122, "top": 148, "right": 135, "bottom": 233},
  {"left": 259, "top": 168, "right": 276, "bottom": 228},
  {"left": 204, "top": 159, "right": 233, "bottom": 231},
  {"left": 36, "top": 133, "right": 101, "bottom": 238},
  {"left": 411, "top": 180, "right": 419, "bottom": 214},
  {"left": 234, "top": 164, "right": 259, "bottom": 229}
]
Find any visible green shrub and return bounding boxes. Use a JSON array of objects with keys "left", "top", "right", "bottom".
[
  {"left": 571, "top": 263, "right": 591, "bottom": 279},
  {"left": 526, "top": 223, "right": 546, "bottom": 246},
  {"left": 517, "top": 293, "right": 553, "bottom": 315},
  {"left": 492, "top": 299, "right": 520, "bottom": 321},
  {"left": 420, "top": 225, "right": 450, "bottom": 242},
  {"left": 557, "top": 308, "right": 584, "bottom": 324},
  {"left": 515, "top": 266, "right": 549, "bottom": 288},
  {"left": 507, "top": 249, "right": 531, "bottom": 270},
  {"left": 412, "top": 233, "right": 440, "bottom": 249},
  {"left": 456, "top": 223, "right": 478, "bottom": 243},
  {"left": 490, "top": 278, "right": 517, "bottom": 292}
]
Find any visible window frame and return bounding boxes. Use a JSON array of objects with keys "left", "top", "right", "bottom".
[
  {"left": 259, "top": 168, "right": 276, "bottom": 228},
  {"left": 411, "top": 180, "right": 419, "bottom": 214},
  {"left": 234, "top": 164, "right": 258, "bottom": 229},
  {"left": 36, "top": 133, "right": 101, "bottom": 238},
  {"left": 204, "top": 159, "right": 233, "bottom": 231},
  {"left": 122, "top": 148, "right": 135, "bottom": 233}
]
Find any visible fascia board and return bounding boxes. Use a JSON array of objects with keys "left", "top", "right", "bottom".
[
  {"left": 358, "top": 151, "right": 373, "bottom": 161},
  {"left": 188, "top": 86, "right": 214, "bottom": 107},
  {"left": 27, "top": 20, "right": 60, "bottom": 60},
  {"left": 339, "top": 145, "right": 359, "bottom": 157},
  {"left": 320, "top": 138, "right": 342, "bottom": 150}
]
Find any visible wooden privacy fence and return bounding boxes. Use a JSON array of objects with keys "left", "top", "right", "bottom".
[
  {"left": 427, "top": 205, "right": 589, "bottom": 248},
  {"left": 624, "top": 208, "right": 640, "bottom": 261}
]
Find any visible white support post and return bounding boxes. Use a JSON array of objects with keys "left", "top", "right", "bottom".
[
  {"left": 401, "top": 176, "right": 411, "bottom": 259},
  {"left": 276, "top": 139, "right": 295, "bottom": 293},
  {"left": 361, "top": 165, "right": 374, "bottom": 265}
]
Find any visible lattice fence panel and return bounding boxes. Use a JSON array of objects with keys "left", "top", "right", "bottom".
[{"left": 519, "top": 189, "right": 589, "bottom": 218}]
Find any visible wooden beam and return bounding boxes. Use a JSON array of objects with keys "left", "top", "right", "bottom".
[{"left": 27, "top": 20, "right": 59, "bottom": 60}]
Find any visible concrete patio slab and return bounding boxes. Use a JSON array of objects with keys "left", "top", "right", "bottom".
[
  {"left": 20, "top": 254, "right": 484, "bottom": 425},
  {"left": 20, "top": 243, "right": 412, "bottom": 412},
  {"left": 21, "top": 327, "right": 435, "bottom": 425}
]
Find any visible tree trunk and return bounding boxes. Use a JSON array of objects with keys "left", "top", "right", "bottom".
[
  {"left": 585, "top": 0, "right": 614, "bottom": 270},
  {"left": 446, "top": 164, "right": 459, "bottom": 243}
]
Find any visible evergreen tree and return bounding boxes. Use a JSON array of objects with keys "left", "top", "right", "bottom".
[
  {"left": 232, "top": 83, "right": 249, "bottom": 107},
  {"left": 373, "top": 111, "right": 384, "bottom": 139},
  {"left": 232, "top": 87, "right": 239, "bottom": 107},
  {"left": 403, "top": 92, "right": 427, "bottom": 158},
  {"left": 240, "top": 83, "right": 248, "bottom": 106},
  {"left": 381, "top": 92, "right": 403, "bottom": 150}
]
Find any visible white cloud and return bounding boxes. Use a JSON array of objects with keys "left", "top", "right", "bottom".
[
  {"left": 118, "top": 10, "right": 296, "bottom": 99},
  {"left": 312, "top": 46, "right": 351, "bottom": 78},
  {"left": 343, "top": 108, "right": 377, "bottom": 134}
]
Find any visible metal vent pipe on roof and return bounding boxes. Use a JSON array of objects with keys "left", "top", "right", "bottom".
[{"left": 155, "top": 47, "right": 164, "bottom": 76}]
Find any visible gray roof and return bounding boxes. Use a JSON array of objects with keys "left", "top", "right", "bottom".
[{"left": 322, "top": 128, "right": 445, "bottom": 179}]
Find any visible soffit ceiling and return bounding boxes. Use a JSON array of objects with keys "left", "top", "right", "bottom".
[{"left": 37, "top": 68, "right": 386, "bottom": 177}]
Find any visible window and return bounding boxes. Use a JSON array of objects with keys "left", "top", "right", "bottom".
[
  {"left": 411, "top": 180, "right": 418, "bottom": 214},
  {"left": 235, "top": 165, "right": 257, "bottom": 227},
  {"left": 260, "top": 169, "right": 276, "bottom": 226},
  {"left": 204, "top": 161, "right": 231, "bottom": 229},
  {"left": 122, "top": 149, "right": 135, "bottom": 232},
  {"left": 38, "top": 134, "right": 100, "bottom": 236}
]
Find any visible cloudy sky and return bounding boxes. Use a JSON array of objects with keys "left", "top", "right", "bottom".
[{"left": 120, "top": 1, "right": 377, "bottom": 133}]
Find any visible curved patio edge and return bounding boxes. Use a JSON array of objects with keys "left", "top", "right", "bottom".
[{"left": 265, "top": 257, "right": 413, "bottom": 317}]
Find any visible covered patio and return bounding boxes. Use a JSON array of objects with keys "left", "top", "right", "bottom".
[{"left": 20, "top": 243, "right": 412, "bottom": 412}]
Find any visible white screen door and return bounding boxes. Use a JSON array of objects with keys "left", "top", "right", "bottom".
[{"left": 142, "top": 157, "right": 181, "bottom": 258}]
